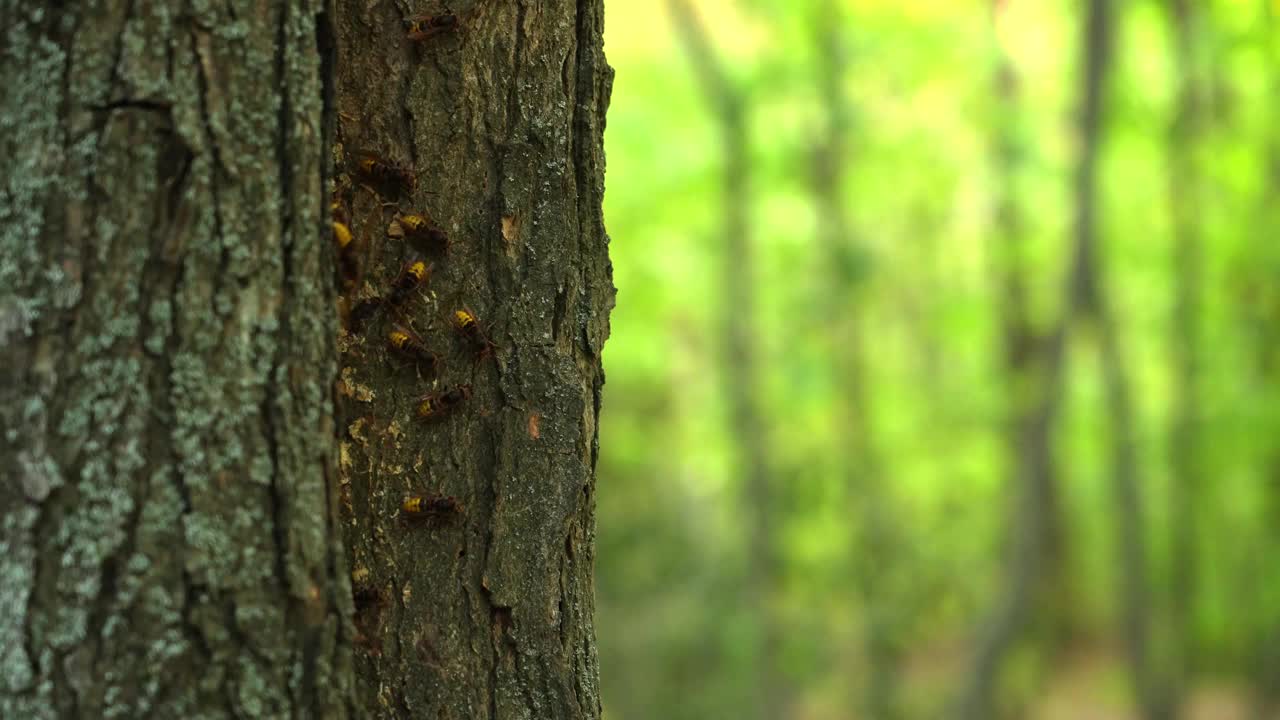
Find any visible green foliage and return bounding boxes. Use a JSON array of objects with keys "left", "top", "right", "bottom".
[{"left": 597, "top": 0, "right": 1279, "bottom": 717}]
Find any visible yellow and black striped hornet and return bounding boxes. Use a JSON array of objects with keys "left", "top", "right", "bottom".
[
  {"left": 388, "top": 324, "right": 440, "bottom": 375},
  {"left": 386, "top": 258, "right": 431, "bottom": 307},
  {"left": 399, "top": 213, "right": 450, "bottom": 255},
  {"left": 401, "top": 493, "right": 462, "bottom": 517},
  {"left": 416, "top": 384, "right": 471, "bottom": 421},
  {"left": 452, "top": 308, "right": 497, "bottom": 361},
  {"left": 333, "top": 219, "right": 353, "bottom": 252},
  {"left": 333, "top": 207, "right": 361, "bottom": 291},
  {"left": 332, "top": 219, "right": 358, "bottom": 288},
  {"left": 356, "top": 152, "right": 416, "bottom": 196},
  {"left": 400, "top": 493, "right": 463, "bottom": 529},
  {"left": 405, "top": 13, "right": 460, "bottom": 41},
  {"left": 341, "top": 259, "right": 428, "bottom": 335}
]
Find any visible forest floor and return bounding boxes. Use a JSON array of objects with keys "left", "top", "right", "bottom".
[
  {"left": 887, "top": 638, "right": 1253, "bottom": 720},
  {"left": 1032, "top": 647, "right": 1250, "bottom": 720}
]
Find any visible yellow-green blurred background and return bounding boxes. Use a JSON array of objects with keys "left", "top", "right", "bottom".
[{"left": 595, "top": 1, "right": 1280, "bottom": 718}]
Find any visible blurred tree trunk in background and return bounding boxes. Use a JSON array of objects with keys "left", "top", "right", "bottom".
[
  {"left": 1253, "top": 3, "right": 1280, "bottom": 715},
  {"left": 953, "top": 4, "right": 1074, "bottom": 717},
  {"left": 809, "top": 2, "right": 902, "bottom": 718},
  {"left": 668, "top": 1, "right": 783, "bottom": 717},
  {"left": 331, "top": 0, "right": 614, "bottom": 717},
  {"left": 1072, "top": 0, "right": 1164, "bottom": 716},
  {"left": 1164, "top": 0, "right": 1205, "bottom": 715},
  {"left": 959, "top": 1, "right": 1164, "bottom": 717},
  {"left": 0, "top": 2, "right": 357, "bottom": 717}
]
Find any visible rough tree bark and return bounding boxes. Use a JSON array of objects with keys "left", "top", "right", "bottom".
[
  {"left": 0, "top": 1, "right": 356, "bottom": 717},
  {"left": 1, "top": 0, "right": 613, "bottom": 717},
  {"left": 809, "top": 3, "right": 901, "bottom": 717},
  {"left": 666, "top": 1, "right": 781, "bottom": 717},
  {"left": 330, "top": 0, "right": 614, "bottom": 718}
]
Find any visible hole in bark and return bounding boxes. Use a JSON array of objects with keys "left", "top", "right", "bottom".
[
  {"left": 491, "top": 606, "right": 513, "bottom": 636},
  {"left": 352, "top": 585, "right": 389, "bottom": 656}
]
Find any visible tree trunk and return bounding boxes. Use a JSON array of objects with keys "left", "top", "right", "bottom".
[
  {"left": 809, "top": 3, "right": 901, "bottom": 717},
  {"left": 1, "top": 0, "right": 613, "bottom": 717},
  {"left": 953, "top": 5, "right": 1071, "bottom": 718},
  {"left": 666, "top": 1, "right": 781, "bottom": 716},
  {"left": 0, "top": 1, "right": 356, "bottom": 717},
  {"left": 1253, "top": 4, "right": 1280, "bottom": 716},
  {"left": 330, "top": 0, "right": 614, "bottom": 717},
  {"left": 1164, "top": 0, "right": 1204, "bottom": 715},
  {"left": 1072, "top": 1, "right": 1163, "bottom": 717}
]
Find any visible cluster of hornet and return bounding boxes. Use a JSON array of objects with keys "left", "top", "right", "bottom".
[
  {"left": 332, "top": 5, "right": 491, "bottom": 533},
  {"left": 342, "top": 6, "right": 493, "bottom": 661}
]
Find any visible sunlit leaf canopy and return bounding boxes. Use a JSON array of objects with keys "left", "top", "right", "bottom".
[{"left": 598, "top": 0, "right": 1279, "bottom": 718}]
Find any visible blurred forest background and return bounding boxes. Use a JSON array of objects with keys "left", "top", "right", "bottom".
[{"left": 594, "top": 0, "right": 1279, "bottom": 718}]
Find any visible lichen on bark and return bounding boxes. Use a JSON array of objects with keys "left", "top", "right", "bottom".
[{"left": 1, "top": 0, "right": 355, "bottom": 717}]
